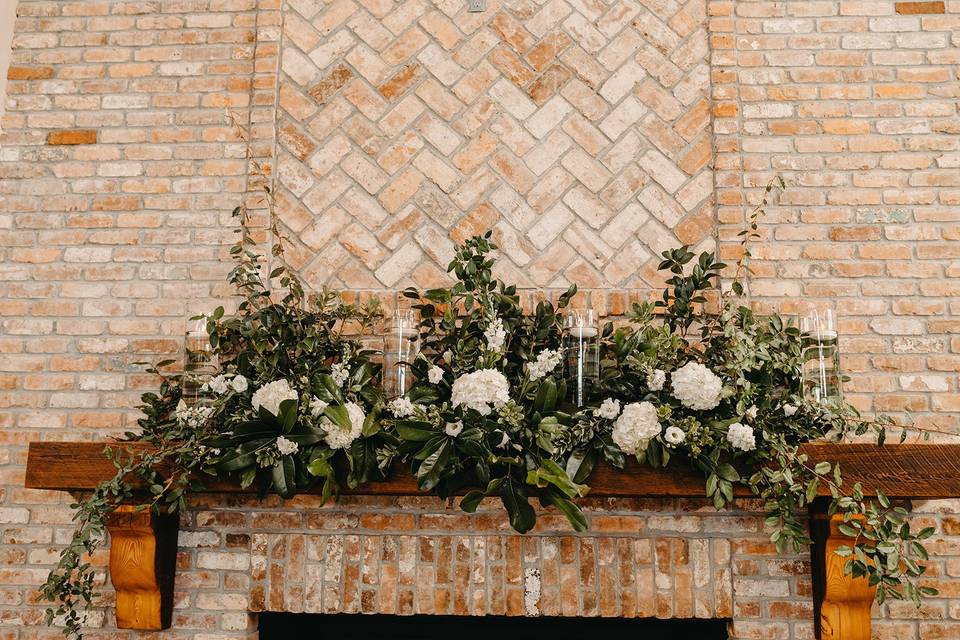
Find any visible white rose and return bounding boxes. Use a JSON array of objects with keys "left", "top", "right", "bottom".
[
  {"left": 322, "top": 401, "right": 365, "bottom": 450},
  {"left": 783, "top": 403, "right": 798, "bottom": 417},
  {"left": 745, "top": 405, "right": 758, "bottom": 420},
  {"left": 276, "top": 435, "right": 299, "bottom": 456},
  {"left": 527, "top": 349, "right": 562, "bottom": 380},
  {"left": 309, "top": 395, "right": 328, "bottom": 418},
  {"left": 251, "top": 379, "right": 299, "bottom": 416},
  {"left": 444, "top": 421, "right": 463, "bottom": 437},
  {"left": 664, "top": 426, "right": 686, "bottom": 445},
  {"left": 726, "top": 422, "right": 756, "bottom": 452},
  {"left": 231, "top": 374, "right": 248, "bottom": 393},
  {"left": 646, "top": 369, "right": 666, "bottom": 391},
  {"left": 450, "top": 369, "right": 510, "bottom": 416},
  {"left": 670, "top": 362, "right": 723, "bottom": 411},
  {"left": 428, "top": 366, "right": 444, "bottom": 384},
  {"left": 612, "top": 401, "right": 661, "bottom": 455},
  {"left": 595, "top": 398, "right": 621, "bottom": 420},
  {"left": 208, "top": 375, "right": 229, "bottom": 395}
]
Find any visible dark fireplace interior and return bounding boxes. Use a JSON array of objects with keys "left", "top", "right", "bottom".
[{"left": 258, "top": 613, "right": 730, "bottom": 639}]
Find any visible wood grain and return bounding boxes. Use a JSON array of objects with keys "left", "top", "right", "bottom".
[
  {"left": 24, "top": 441, "right": 960, "bottom": 499},
  {"left": 105, "top": 505, "right": 178, "bottom": 630}
]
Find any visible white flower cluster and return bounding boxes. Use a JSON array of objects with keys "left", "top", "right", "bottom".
[
  {"left": 595, "top": 398, "right": 621, "bottom": 420},
  {"left": 782, "top": 403, "right": 798, "bottom": 417},
  {"left": 484, "top": 316, "right": 506, "bottom": 352},
  {"left": 726, "top": 422, "right": 756, "bottom": 452},
  {"left": 202, "top": 373, "right": 248, "bottom": 395},
  {"left": 388, "top": 396, "right": 419, "bottom": 418},
  {"left": 428, "top": 365, "right": 444, "bottom": 384},
  {"left": 309, "top": 395, "right": 328, "bottom": 418},
  {"left": 331, "top": 362, "right": 350, "bottom": 387},
  {"left": 275, "top": 435, "right": 299, "bottom": 456},
  {"left": 612, "top": 401, "right": 661, "bottom": 455},
  {"left": 527, "top": 349, "right": 562, "bottom": 380},
  {"left": 174, "top": 399, "right": 214, "bottom": 427},
  {"left": 251, "top": 379, "right": 299, "bottom": 416},
  {"left": 670, "top": 362, "right": 723, "bottom": 410},
  {"left": 322, "top": 401, "right": 365, "bottom": 450},
  {"left": 646, "top": 369, "right": 666, "bottom": 391},
  {"left": 451, "top": 369, "right": 510, "bottom": 416}
]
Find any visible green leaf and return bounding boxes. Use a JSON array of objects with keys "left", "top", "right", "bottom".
[
  {"left": 278, "top": 398, "right": 298, "bottom": 433},
  {"left": 500, "top": 480, "right": 536, "bottom": 534},
  {"left": 271, "top": 455, "right": 296, "bottom": 499},
  {"left": 395, "top": 420, "right": 435, "bottom": 442},
  {"left": 716, "top": 463, "right": 740, "bottom": 482},
  {"left": 814, "top": 462, "right": 831, "bottom": 475},
  {"left": 541, "top": 489, "right": 588, "bottom": 532},
  {"left": 460, "top": 490, "right": 485, "bottom": 513}
]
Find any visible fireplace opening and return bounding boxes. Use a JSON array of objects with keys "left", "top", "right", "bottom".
[{"left": 258, "top": 613, "right": 730, "bottom": 638}]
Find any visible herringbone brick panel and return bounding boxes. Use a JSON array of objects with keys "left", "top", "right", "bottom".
[{"left": 275, "top": 0, "right": 715, "bottom": 291}]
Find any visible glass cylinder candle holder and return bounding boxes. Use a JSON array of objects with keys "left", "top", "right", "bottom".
[
  {"left": 183, "top": 317, "right": 217, "bottom": 406},
  {"left": 563, "top": 307, "right": 600, "bottom": 407},
  {"left": 799, "top": 306, "right": 842, "bottom": 404},
  {"left": 382, "top": 306, "right": 420, "bottom": 400}
]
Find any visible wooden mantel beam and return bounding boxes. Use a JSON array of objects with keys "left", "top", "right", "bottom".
[
  {"left": 24, "top": 441, "right": 960, "bottom": 638},
  {"left": 24, "top": 441, "right": 960, "bottom": 498}
]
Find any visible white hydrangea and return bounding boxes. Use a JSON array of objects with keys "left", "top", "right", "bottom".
[
  {"left": 322, "top": 401, "right": 365, "bottom": 450},
  {"left": 612, "top": 401, "right": 661, "bottom": 455},
  {"left": 595, "top": 398, "right": 621, "bottom": 420},
  {"left": 527, "top": 349, "right": 562, "bottom": 380},
  {"left": 664, "top": 426, "right": 686, "bottom": 445},
  {"left": 388, "top": 396, "right": 417, "bottom": 418},
  {"left": 783, "top": 403, "right": 798, "bottom": 417},
  {"left": 309, "top": 395, "right": 328, "bottom": 418},
  {"left": 646, "top": 369, "right": 666, "bottom": 391},
  {"left": 331, "top": 362, "right": 350, "bottom": 387},
  {"left": 444, "top": 421, "right": 464, "bottom": 437},
  {"left": 428, "top": 365, "right": 444, "bottom": 384},
  {"left": 207, "top": 375, "right": 229, "bottom": 395},
  {"left": 231, "top": 374, "right": 248, "bottom": 393},
  {"left": 726, "top": 422, "right": 756, "bottom": 452},
  {"left": 670, "top": 362, "right": 723, "bottom": 410},
  {"left": 484, "top": 316, "right": 506, "bottom": 352},
  {"left": 251, "top": 379, "right": 298, "bottom": 416},
  {"left": 276, "top": 436, "right": 299, "bottom": 456},
  {"left": 451, "top": 369, "right": 510, "bottom": 416}
]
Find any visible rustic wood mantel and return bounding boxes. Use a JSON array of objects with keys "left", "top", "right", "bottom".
[{"left": 25, "top": 441, "right": 960, "bottom": 639}]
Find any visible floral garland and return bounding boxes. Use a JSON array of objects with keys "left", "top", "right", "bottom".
[{"left": 39, "top": 133, "right": 936, "bottom": 637}]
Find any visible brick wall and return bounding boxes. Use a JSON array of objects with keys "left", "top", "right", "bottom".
[{"left": 1, "top": 0, "right": 959, "bottom": 639}]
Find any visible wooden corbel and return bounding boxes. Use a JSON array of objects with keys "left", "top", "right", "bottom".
[
  {"left": 809, "top": 499, "right": 876, "bottom": 640},
  {"left": 105, "top": 505, "right": 179, "bottom": 630}
]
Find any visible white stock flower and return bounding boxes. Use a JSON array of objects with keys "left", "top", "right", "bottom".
[
  {"left": 322, "top": 401, "right": 365, "bottom": 450},
  {"left": 670, "top": 362, "right": 723, "bottom": 411},
  {"left": 664, "top": 426, "right": 686, "bottom": 445},
  {"left": 484, "top": 316, "right": 506, "bottom": 352},
  {"left": 331, "top": 362, "right": 350, "bottom": 387},
  {"left": 527, "top": 349, "right": 562, "bottom": 380},
  {"left": 646, "top": 369, "right": 666, "bottom": 391},
  {"left": 309, "top": 395, "right": 328, "bottom": 418},
  {"left": 451, "top": 369, "right": 510, "bottom": 416},
  {"left": 444, "top": 421, "right": 464, "bottom": 437},
  {"left": 595, "top": 398, "right": 621, "bottom": 420},
  {"left": 388, "top": 396, "right": 417, "bottom": 418},
  {"left": 208, "top": 375, "right": 229, "bottom": 395},
  {"left": 745, "top": 405, "right": 758, "bottom": 420},
  {"left": 428, "top": 365, "right": 444, "bottom": 384},
  {"left": 276, "top": 436, "right": 299, "bottom": 456},
  {"left": 231, "top": 374, "right": 248, "bottom": 393},
  {"left": 612, "top": 401, "right": 661, "bottom": 455},
  {"left": 783, "top": 403, "right": 798, "bottom": 417},
  {"left": 726, "top": 422, "right": 756, "bottom": 452},
  {"left": 251, "top": 379, "right": 299, "bottom": 416}
]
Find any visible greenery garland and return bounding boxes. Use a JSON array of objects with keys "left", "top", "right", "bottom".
[{"left": 40, "top": 127, "right": 937, "bottom": 638}]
